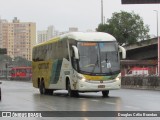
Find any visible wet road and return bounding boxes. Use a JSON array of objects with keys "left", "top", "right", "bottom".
[{"left": 0, "top": 80, "right": 160, "bottom": 120}]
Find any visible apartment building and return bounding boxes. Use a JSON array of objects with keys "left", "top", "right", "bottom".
[
  {"left": 37, "top": 30, "right": 48, "bottom": 43},
  {"left": 37, "top": 25, "right": 54, "bottom": 44},
  {"left": 69, "top": 27, "right": 78, "bottom": 32},
  {"left": 0, "top": 17, "right": 36, "bottom": 61}
]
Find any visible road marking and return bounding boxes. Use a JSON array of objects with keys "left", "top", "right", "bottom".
[
  {"left": 45, "top": 105, "right": 57, "bottom": 110},
  {"left": 79, "top": 98, "right": 86, "bottom": 100},
  {"left": 125, "top": 105, "right": 140, "bottom": 110},
  {"left": 105, "top": 102, "right": 116, "bottom": 105},
  {"left": 91, "top": 99, "right": 99, "bottom": 102}
]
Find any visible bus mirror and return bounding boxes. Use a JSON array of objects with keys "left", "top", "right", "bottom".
[
  {"left": 119, "top": 46, "right": 126, "bottom": 59},
  {"left": 72, "top": 45, "right": 79, "bottom": 59}
]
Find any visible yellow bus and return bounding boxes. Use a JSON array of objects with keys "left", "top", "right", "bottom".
[{"left": 32, "top": 32, "right": 126, "bottom": 97}]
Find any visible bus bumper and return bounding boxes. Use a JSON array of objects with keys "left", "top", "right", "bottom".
[{"left": 77, "top": 79, "right": 121, "bottom": 92}]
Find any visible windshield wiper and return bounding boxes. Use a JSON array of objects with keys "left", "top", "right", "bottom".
[
  {"left": 91, "top": 54, "right": 99, "bottom": 75},
  {"left": 105, "top": 53, "right": 113, "bottom": 75}
]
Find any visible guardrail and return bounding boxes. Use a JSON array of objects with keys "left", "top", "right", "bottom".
[{"left": 121, "top": 76, "right": 160, "bottom": 90}]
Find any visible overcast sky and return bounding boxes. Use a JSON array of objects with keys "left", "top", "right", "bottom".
[{"left": 0, "top": 0, "right": 160, "bottom": 35}]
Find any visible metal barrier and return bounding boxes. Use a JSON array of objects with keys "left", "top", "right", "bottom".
[{"left": 121, "top": 76, "right": 160, "bottom": 90}]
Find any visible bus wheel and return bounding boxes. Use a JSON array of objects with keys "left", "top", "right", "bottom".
[
  {"left": 67, "top": 81, "right": 74, "bottom": 97},
  {"left": 67, "top": 81, "right": 79, "bottom": 97},
  {"left": 39, "top": 81, "right": 46, "bottom": 94},
  {"left": 74, "top": 91, "right": 79, "bottom": 97},
  {"left": 102, "top": 90, "right": 109, "bottom": 97},
  {"left": 0, "top": 88, "right": 1, "bottom": 100}
]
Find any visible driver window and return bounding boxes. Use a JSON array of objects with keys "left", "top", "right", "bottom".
[{"left": 71, "top": 49, "right": 78, "bottom": 70}]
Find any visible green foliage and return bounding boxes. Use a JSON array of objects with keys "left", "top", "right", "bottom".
[{"left": 96, "top": 11, "right": 150, "bottom": 45}]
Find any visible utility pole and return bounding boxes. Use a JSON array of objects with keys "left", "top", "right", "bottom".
[
  {"left": 154, "top": 10, "right": 160, "bottom": 77},
  {"left": 5, "top": 63, "right": 8, "bottom": 80},
  {"left": 101, "top": 0, "right": 103, "bottom": 24}
]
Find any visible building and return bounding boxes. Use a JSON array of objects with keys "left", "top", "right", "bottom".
[
  {"left": 37, "top": 30, "right": 48, "bottom": 44},
  {"left": 121, "top": 37, "right": 159, "bottom": 76},
  {"left": 47, "top": 25, "right": 54, "bottom": 40},
  {"left": 37, "top": 25, "right": 55, "bottom": 44},
  {"left": 69, "top": 27, "right": 78, "bottom": 32},
  {"left": 0, "top": 18, "right": 8, "bottom": 48},
  {"left": 0, "top": 17, "right": 36, "bottom": 61}
]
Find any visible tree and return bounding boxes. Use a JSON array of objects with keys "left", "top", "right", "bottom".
[{"left": 96, "top": 11, "right": 150, "bottom": 45}]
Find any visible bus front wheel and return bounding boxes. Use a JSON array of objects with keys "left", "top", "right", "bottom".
[
  {"left": 67, "top": 81, "right": 78, "bottom": 97},
  {"left": 102, "top": 90, "right": 109, "bottom": 97}
]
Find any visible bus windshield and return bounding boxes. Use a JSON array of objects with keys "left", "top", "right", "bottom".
[{"left": 77, "top": 41, "right": 120, "bottom": 75}]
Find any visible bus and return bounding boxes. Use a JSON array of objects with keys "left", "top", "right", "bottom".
[
  {"left": 32, "top": 32, "right": 126, "bottom": 97},
  {"left": 10, "top": 67, "right": 32, "bottom": 80}
]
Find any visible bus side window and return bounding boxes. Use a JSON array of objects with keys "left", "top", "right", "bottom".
[
  {"left": 58, "top": 41, "right": 63, "bottom": 60},
  {"left": 52, "top": 43, "right": 56, "bottom": 59},
  {"left": 32, "top": 48, "right": 35, "bottom": 61},
  {"left": 36, "top": 47, "right": 41, "bottom": 61},
  {"left": 45, "top": 45, "right": 49, "bottom": 60},
  {"left": 33, "top": 47, "right": 39, "bottom": 61},
  {"left": 62, "top": 40, "right": 69, "bottom": 60},
  {"left": 47, "top": 44, "right": 52, "bottom": 60}
]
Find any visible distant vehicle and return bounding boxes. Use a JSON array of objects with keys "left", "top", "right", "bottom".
[
  {"left": 10, "top": 67, "right": 32, "bottom": 80},
  {"left": 32, "top": 32, "right": 126, "bottom": 97},
  {"left": 126, "top": 67, "right": 150, "bottom": 76}
]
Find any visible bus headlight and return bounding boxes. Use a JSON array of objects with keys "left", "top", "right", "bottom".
[
  {"left": 115, "top": 77, "right": 120, "bottom": 81},
  {"left": 115, "top": 76, "right": 121, "bottom": 81},
  {"left": 81, "top": 78, "right": 86, "bottom": 82},
  {"left": 76, "top": 74, "right": 86, "bottom": 82}
]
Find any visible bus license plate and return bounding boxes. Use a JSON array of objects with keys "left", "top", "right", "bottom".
[{"left": 98, "top": 85, "right": 105, "bottom": 88}]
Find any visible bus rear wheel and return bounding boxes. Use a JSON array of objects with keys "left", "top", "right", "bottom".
[
  {"left": 39, "top": 81, "right": 53, "bottom": 95},
  {"left": 39, "top": 81, "right": 46, "bottom": 94},
  {"left": 102, "top": 90, "right": 109, "bottom": 97}
]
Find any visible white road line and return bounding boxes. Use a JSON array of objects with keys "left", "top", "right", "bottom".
[
  {"left": 45, "top": 105, "right": 57, "bottom": 110},
  {"left": 91, "top": 99, "right": 99, "bottom": 102},
  {"left": 105, "top": 102, "right": 116, "bottom": 105},
  {"left": 79, "top": 98, "right": 86, "bottom": 100},
  {"left": 125, "top": 105, "right": 140, "bottom": 110}
]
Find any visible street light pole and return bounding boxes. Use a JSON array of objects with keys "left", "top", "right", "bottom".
[
  {"left": 154, "top": 10, "right": 160, "bottom": 77},
  {"left": 5, "top": 63, "right": 8, "bottom": 80},
  {"left": 101, "top": 0, "right": 103, "bottom": 24}
]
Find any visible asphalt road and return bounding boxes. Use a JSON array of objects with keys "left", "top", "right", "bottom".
[{"left": 0, "top": 80, "right": 160, "bottom": 120}]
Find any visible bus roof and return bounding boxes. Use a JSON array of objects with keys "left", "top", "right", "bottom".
[
  {"left": 34, "top": 32, "right": 116, "bottom": 48},
  {"left": 61, "top": 32, "right": 116, "bottom": 41}
]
